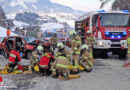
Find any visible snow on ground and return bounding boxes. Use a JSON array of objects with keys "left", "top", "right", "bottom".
[
  {"left": 40, "top": 23, "right": 64, "bottom": 33},
  {"left": 6, "top": 12, "right": 17, "bottom": 19},
  {"left": 13, "top": 20, "right": 29, "bottom": 27},
  {"left": 0, "top": 26, "right": 17, "bottom": 37}
]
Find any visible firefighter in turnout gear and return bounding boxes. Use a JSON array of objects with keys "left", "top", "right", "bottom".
[
  {"left": 80, "top": 44, "right": 94, "bottom": 72},
  {"left": 39, "top": 51, "right": 54, "bottom": 75},
  {"left": 124, "top": 36, "right": 130, "bottom": 67},
  {"left": 51, "top": 42, "right": 70, "bottom": 80},
  {"left": 86, "top": 30, "right": 94, "bottom": 55},
  {"left": 30, "top": 45, "right": 44, "bottom": 68},
  {"left": 69, "top": 30, "right": 81, "bottom": 73},
  {"left": 50, "top": 33, "right": 58, "bottom": 51},
  {"left": 8, "top": 48, "right": 23, "bottom": 73}
]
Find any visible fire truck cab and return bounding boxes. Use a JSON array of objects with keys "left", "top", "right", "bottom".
[{"left": 75, "top": 10, "right": 130, "bottom": 58}]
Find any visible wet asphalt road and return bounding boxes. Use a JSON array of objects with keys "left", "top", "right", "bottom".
[{"left": 0, "top": 55, "right": 130, "bottom": 90}]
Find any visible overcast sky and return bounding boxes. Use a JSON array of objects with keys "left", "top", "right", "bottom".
[{"left": 51, "top": 0, "right": 114, "bottom": 11}]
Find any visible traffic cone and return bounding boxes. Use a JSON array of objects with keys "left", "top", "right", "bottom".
[
  {"left": 0, "top": 76, "right": 4, "bottom": 87},
  {"left": 124, "top": 60, "right": 130, "bottom": 68},
  {"left": 0, "top": 76, "right": 3, "bottom": 82}
]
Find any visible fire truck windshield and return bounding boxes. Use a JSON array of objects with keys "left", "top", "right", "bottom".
[{"left": 100, "top": 14, "right": 130, "bottom": 27}]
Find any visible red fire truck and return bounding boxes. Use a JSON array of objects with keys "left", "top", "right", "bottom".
[{"left": 75, "top": 10, "right": 130, "bottom": 58}]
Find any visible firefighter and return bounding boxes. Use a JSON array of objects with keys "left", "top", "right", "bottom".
[
  {"left": 38, "top": 50, "right": 54, "bottom": 76},
  {"left": 6, "top": 27, "right": 11, "bottom": 37},
  {"left": 30, "top": 45, "right": 44, "bottom": 68},
  {"left": 69, "top": 30, "right": 81, "bottom": 73},
  {"left": 8, "top": 47, "right": 23, "bottom": 73},
  {"left": 50, "top": 33, "right": 57, "bottom": 51},
  {"left": 86, "top": 30, "right": 94, "bottom": 53},
  {"left": 51, "top": 42, "right": 70, "bottom": 80},
  {"left": 125, "top": 36, "right": 130, "bottom": 67},
  {"left": 80, "top": 44, "right": 94, "bottom": 72}
]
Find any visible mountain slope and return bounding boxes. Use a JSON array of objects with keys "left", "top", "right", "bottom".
[{"left": 0, "top": 0, "right": 84, "bottom": 15}]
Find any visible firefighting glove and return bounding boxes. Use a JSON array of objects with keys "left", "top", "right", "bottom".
[{"left": 77, "top": 45, "right": 80, "bottom": 48}]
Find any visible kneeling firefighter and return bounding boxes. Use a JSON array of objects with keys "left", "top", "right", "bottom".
[
  {"left": 31, "top": 45, "right": 44, "bottom": 68},
  {"left": 80, "top": 44, "right": 94, "bottom": 72},
  {"left": 38, "top": 45, "right": 54, "bottom": 75},
  {"left": 8, "top": 47, "right": 24, "bottom": 73},
  {"left": 51, "top": 42, "right": 70, "bottom": 80}
]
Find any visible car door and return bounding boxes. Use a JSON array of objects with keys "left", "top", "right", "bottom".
[{"left": 6, "top": 37, "right": 15, "bottom": 53}]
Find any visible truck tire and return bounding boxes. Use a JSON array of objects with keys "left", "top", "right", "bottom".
[
  {"left": 2, "top": 49, "right": 8, "bottom": 59},
  {"left": 26, "top": 51, "right": 32, "bottom": 60},
  {"left": 100, "top": 51, "right": 108, "bottom": 59},
  {"left": 118, "top": 50, "right": 127, "bottom": 59},
  {"left": 93, "top": 49, "right": 99, "bottom": 58}
]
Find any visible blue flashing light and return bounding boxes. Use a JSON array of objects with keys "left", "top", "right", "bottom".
[
  {"left": 111, "top": 35, "right": 115, "bottom": 38},
  {"left": 97, "top": 10, "right": 105, "bottom": 13},
  {"left": 122, "top": 10, "right": 129, "bottom": 13},
  {"left": 123, "top": 32, "right": 127, "bottom": 35},
  {"left": 105, "top": 32, "right": 110, "bottom": 35},
  {"left": 117, "top": 35, "right": 121, "bottom": 38}
]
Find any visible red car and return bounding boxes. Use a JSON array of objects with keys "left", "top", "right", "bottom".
[{"left": 0, "top": 36, "right": 50, "bottom": 59}]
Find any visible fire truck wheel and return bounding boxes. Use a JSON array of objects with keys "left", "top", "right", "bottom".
[
  {"left": 100, "top": 51, "right": 108, "bottom": 59},
  {"left": 26, "top": 51, "right": 32, "bottom": 60},
  {"left": 118, "top": 50, "right": 127, "bottom": 59},
  {"left": 2, "top": 49, "right": 8, "bottom": 59},
  {"left": 92, "top": 49, "right": 99, "bottom": 58}
]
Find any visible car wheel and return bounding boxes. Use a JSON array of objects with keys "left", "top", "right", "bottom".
[
  {"left": 26, "top": 51, "right": 32, "bottom": 60},
  {"left": 2, "top": 49, "right": 8, "bottom": 59}
]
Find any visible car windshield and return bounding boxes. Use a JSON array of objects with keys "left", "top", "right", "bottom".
[
  {"left": 44, "top": 33, "right": 53, "bottom": 38},
  {"left": 23, "top": 37, "right": 36, "bottom": 43},
  {"left": 100, "top": 14, "right": 130, "bottom": 27}
]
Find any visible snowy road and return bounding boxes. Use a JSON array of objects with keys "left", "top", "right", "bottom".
[{"left": 0, "top": 55, "right": 130, "bottom": 90}]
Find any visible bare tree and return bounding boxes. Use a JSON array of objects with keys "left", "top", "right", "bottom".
[
  {"left": 112, "top": 0, "right": 130, "bottom": 11},
  {"left": 100, "top": 0, "right": 111, "bottom": 9}
]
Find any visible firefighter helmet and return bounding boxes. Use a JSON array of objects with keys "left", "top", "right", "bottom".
[
  {"left": 37, "top": 45, "right": 43, "bottom": 51},
  {"left": 81, "top": 44, "right": 89, "bottom": 50},
  {"left": 69, "top": 30, "right": 77, "bottom": 36},
  {"left": 87, "top": 30, "right": 91, "bottom": 34},
  {"left": 57, "top": 42, "right": 64, "bottom": 49}
]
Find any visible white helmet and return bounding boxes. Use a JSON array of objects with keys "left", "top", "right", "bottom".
[
  {"left": 69, "top": 30, "right": 77, "bottom": 36},
  {"left": 57, "top": 42, "right": 64, "bottom": 49},
  {"left": 37, "top": 45, "right": 43, "bottom": 51},
  {"left": 87, "top": 30, "right": 91, "bottom": 34},
  {"left": 81, "top": 44, "right": 89, "bottom": 50}
]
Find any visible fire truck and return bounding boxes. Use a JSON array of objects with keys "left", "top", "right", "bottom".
[{"left": 75, "top": 10, "right": 130, "bottom": 58}]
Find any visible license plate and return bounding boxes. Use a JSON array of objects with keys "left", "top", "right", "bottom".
[{"left": 112, "top": 42, "right": 120, "bottom": 44}]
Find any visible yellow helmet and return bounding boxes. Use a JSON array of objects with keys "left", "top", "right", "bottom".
[
  {"left": 81, "top": 44, "right": 89, "bottom": 50},
  {"left": 57, "top": 42, "right": 64, "bottom": 49},
  {"left": 69, "top": 30, "right": 77, "bottom": 36},
  {"left": 37, "top": 45, "right": 43, "bottom": 51}
]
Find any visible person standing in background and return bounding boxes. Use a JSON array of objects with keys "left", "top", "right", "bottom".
[{"left": 6, "top": 27, "right": 11, "bottom": 37}]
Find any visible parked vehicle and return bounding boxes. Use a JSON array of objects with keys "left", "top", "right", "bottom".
[
  {"left": 75, "top": 10, "right": 130, "bottom": 58},
  {"left": 0, "top": 36, "right": 47, "bottom": 59}
]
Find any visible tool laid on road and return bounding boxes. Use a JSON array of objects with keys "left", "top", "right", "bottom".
[
  {"left": 58, "top": 74, "right": 80, "bottom": 80},
  {"left": 0, "top": 65, "right": 32, "bottom": 75}
]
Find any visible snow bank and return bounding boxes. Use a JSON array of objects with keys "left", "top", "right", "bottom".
[{"left": 0, "top": 26, "right": 17, "bottom": 37}]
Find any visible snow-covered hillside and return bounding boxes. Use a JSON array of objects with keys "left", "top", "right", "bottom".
[
  {"left": 13, "top": 20, "right": 29, "bottom": 27},
  {"left": 0, "top": 26, "right": 17, "bottom": 37},
  {"left": 0, "top": 0, "right": 84, "bottom": 15},
  {"left": 40, "top": 23, "right": 64, "bottom": 32}
]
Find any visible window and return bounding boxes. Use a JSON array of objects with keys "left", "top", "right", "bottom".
[
  {"left": 92, "top": 15, "right": 98, "bottom": 26},
  {"left": 86, "top": 18, "right": 89, "bottom": 26}
]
